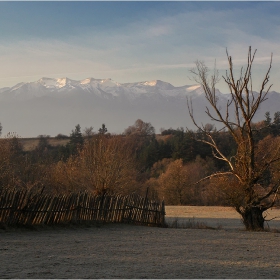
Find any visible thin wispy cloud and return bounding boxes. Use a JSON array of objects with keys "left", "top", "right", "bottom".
[{"left": 0, "top": 2, "right": 279, "bottom": 92}]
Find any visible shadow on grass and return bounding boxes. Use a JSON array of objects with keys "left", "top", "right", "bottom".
[
  {"left": 166, "top": 216, "right": 280, "bottom": 232},
  {"left": 166, "top": 217, "right": 223, "bottom": 230}
]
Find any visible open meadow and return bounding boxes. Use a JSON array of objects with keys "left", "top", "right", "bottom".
[{"left": 1, "top": 206, "right": 280, "bottom": 279}]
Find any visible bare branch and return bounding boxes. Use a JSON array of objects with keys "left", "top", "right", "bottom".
[{"left": 188, "top": 46, "right": 276, "bottom": 230}]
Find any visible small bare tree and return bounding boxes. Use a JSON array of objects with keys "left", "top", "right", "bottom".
[
  {"left": 77, "top": 134, "right": 137, "bottom": 195},
  {"left": 188, "top": 46, "right": 280, "bottom": 230},
  {"left": 124, "top": 119, "right": 155, "bottom": 137}
]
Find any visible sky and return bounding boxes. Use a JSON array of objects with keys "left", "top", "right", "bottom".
[{"left": 0, "top": 1, "right": 280, "bottom": 93}]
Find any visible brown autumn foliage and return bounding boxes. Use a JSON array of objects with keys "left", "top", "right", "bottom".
[
  {"left": 0, "top": 133, "right": 50, "bottom": 191},
  {"left": 159, "top": 159, "right": 190, "bottom": 205},
  {"left": 207, "top": 135, "right": 280, "bottom": 210},
  {"left": 0, "top": 135, "right": 21, "bottom": 189},
  {"left": 150, "top": 158, "right": 174, "bottom": 178},
  {"left": 50, "top": 135, "right": 139, "bottom": 195},
  {"left": 147, "top": 156, "right": 217, "bottom": 205}
]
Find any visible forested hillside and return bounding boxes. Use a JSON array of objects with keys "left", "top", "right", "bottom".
[{"left": 1, "top": 114, "right": 280, "bottom": 206}]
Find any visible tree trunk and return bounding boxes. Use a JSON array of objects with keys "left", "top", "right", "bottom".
[{"left": 241, "top": 207, "right": 265, "bottom": 231}]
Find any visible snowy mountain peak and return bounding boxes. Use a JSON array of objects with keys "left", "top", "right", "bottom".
[
  {"left": 185, "top": 84, "right": 205, "bottom": 95},
  {"left": 79, "top": 78, "right": 119, "bottom": 87},
  {"left": 56, "top": 77, "right": 78, "bottom": 88},
  {"left": 144, "top": 80, "right": 158, "bottom": 86},
  {"left": 186, "top": 85, "right": 201, "bottom": 91},
  {"left": 38, "top": 77, "right": 57, "bottom": 88},
  {"left": 57, "top": 77, "right": 67, "bottom": 87},
  {"left": 36, "top": 77, "right": 81, "bottom": 89},
  {"left": 99, "top": 78, "right": 120, "bottom": 87},
  {"left": 0, "top": 76, "right": 279, "bottom": 137},
  {"left": 142, "top": 80, "right": 174, "bottom": 90},
  {"left": 80, "top": 78, "right": 97, "bottom": 85},
  {"left": 10, "top": 82, "right": 26, "bottom": 92}
]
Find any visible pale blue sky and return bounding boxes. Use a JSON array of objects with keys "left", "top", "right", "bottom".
[{"left": 0, "top": 1, "right": 280, "bottom": 93}]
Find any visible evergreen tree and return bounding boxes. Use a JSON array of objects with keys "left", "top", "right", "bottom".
[
  {"left": 270, "top": 111, "right": 280, "bottom": 136},
  {"left": 264, "top": 111, "right": 272, "bottom": 126},
  {"left": 67, "top": 124, "right": 84, "bottom": 155},
  {"left": 98, "top": 124, "right": 108, "bottom": 134}
]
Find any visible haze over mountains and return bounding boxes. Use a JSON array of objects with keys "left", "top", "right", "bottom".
[{"left": 0, "top": 77, "right": 279, "bottom": 137}]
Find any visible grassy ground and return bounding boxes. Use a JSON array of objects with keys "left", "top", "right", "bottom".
[
  {"left": 1, "top": 206, "right": 280, "bottom": 278},
  {"left": 18, "top": 137, "right": 69, "bottom": 151},
  {"left": 165, "top": 206, "right": 280, "bottom": 230},
  {"left": 11, "top": 134, "right": 168, "bottom": 151}
]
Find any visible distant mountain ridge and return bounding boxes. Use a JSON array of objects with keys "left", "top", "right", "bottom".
[
  {"left": 0, "top": 77, "right": 278, "bottom": 137},
  {"left": 2, "top": 77, "right": 208, "bottom": 99}
]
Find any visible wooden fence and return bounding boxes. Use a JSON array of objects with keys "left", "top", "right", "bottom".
[{"left": 0, "top": 188, "right": 165, "bottom": 227}]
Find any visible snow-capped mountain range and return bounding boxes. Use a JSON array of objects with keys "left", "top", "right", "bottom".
[
  {"left": 2, "top": 77, "right": 207, "bottom": 99},
  {"left": 0, "top": 77, "right": 278, "bottom": 137}
]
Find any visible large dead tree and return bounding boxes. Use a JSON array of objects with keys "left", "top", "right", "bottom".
[{"left": 188, "top": 46, "right": 280, "bottom": 231}]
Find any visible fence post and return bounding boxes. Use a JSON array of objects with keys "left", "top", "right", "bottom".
[
  {"left": 140, "top": 187, "right": 149, "bottom": 224},
  {"left": 121, "top": 196, "right": 128, "bottom": 223},
  {"left": 160, "top": 200, "right": 166, "bottom": 227}
]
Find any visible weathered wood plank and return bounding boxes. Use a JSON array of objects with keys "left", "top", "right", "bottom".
[{"left": 0, "top": 189, "right": 165, "bottom": 227}]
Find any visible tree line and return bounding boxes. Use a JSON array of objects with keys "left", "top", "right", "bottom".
[{"left": 0, "top": 114, "right": 279, "bottom": 209}]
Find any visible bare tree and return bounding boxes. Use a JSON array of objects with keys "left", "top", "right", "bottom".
[
  {"left": 79, "top": 135, "right": 137, "bottom": 195},
  {"left": 188, "top": 46, "right": 280, "bottom": 230},
  {"left": 51, "top": 134, "right": 138, "bottom": 195},
  {"left": 83, "top": 126, "right": 95, "bottom": 139},
  {"left": 124, "top": 119, "right": 155, "bottom": 137}
]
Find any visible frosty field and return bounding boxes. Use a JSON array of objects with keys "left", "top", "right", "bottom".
[{"left": 1, "top": 206, "right": 280, "bottom": 279}]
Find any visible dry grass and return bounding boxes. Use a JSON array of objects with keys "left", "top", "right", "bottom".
[
  {"left": 166, "top": 216, "right": 222, "bottom": 230},
  {"left": 16, "top": 135, "right": 166, "bottom": 151},
  {"left": 18, "top": 138, "right": 69, "bottom": 151},
  {"left": 165, "top": 206, "right": 280, "bottom": 231}
]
